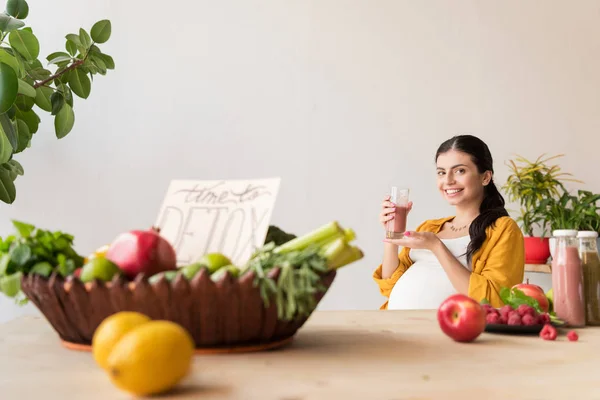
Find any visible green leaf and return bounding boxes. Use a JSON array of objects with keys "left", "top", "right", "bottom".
[
  {"left": 6, "top": 159, "right": 23, "bottom": 175},
  {"left": 0, "top": 123, "right": 13, "bottom": 164},
  {"left": 14, "top": 107, "right": 38, "bottom": 133},
  {"left": 0, "top": 272, "right": 22, "bottom": 297},
  {"left": 0, "top": 112, "right": 17, "bottom": 150},
  {"left": 46, "top": 52, "right": 72, "bottom": 65},
  {"left": 8, "top": 30, "right": 39, "bottom": 61},
  {"left": 0, "top": 13, "right": 25, "bottom": 32},
  {"left": 34, "top": 86, "right": 52, "bottom": 112},
  {"left": 54, "top": 102, "right": 74, "bottom": 138},
  {"left": 17, "top": 79, "right": 35, "bottom": 97},
  {"left": 69, "top": 68, "right": 91, "bottom": 99},
  {"left": 91, "top": 55, "right": 107, "bottom": 75},
  {"left": 50, "top": 91, "right": 64, "bottom": 115},
  {"left": 65, "top": 40, "right": 77, "bottom": 57},
  {"left": 15, "top": 118, "right": 29, "bottom": 152},
  {"left": 90, "top": 20, "right": 111, "bottom": 44},
  {"left": 97, "top": 53, "right": 114, "bottom": 70},
  {"left": 65, "top": 34, "right": 81, "bottom": 47},
  {"left": 27, "top": 67, "right": 51, "bottom": 80},
  {"left": 0, "top": 48, "right": 20, "bottom": 75},
  {"left": 79, "top": 28, "right": 92, "bottom": 49},
  {"left": 0, "top": 167, "right": 16, "bottom": 203},
  {"left": 15, "top": 94, "right": 33, "bottom": 111},
  {"left": 0, "top": 62, "right": 18, "bottom": 113},
  {"left": 6, "top": 0, "right": 29, "bottom": 20},
  {"left": 30, "top": 262, "right": 52, "bottom": 277}
]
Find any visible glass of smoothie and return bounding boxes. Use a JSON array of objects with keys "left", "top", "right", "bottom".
[
  {"left": 551, "top": 229, "right": 585, "bottom": 327},
  {"left": 386, "top": 186, "right": 410, "bottom": 239}
]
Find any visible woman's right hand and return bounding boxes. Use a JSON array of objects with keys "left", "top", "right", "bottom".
[{"left": 380, "top": 195, "right": 413, "bottom": 230}]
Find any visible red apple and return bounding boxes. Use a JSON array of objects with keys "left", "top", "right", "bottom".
[
  {"left": 73, "top": 268, "right": 82, "bottom": 278},
  {"left": 105, "top": 226, "right": 177, "bottom": 279},
  {"left": 512, "top": 279, "right": 549, "bottom": 313},
  {"left": 437, "top": 294, "right": 486, "bottom": 342}
]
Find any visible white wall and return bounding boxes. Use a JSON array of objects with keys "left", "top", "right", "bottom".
[{"left": 1, "top": 0, "right": 600, "bottom": 321}]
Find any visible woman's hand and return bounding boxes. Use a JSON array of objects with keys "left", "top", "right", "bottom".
[
  {"left": 379, "top": 195, "right": 413, "bottom": 230},
  {"left": 383, "top": 231, "right": 442, "bottom": 252}
]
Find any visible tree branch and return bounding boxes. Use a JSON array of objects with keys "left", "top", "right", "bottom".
[{"left": 33, "top": 59, "right": 84, "bottom": 89}]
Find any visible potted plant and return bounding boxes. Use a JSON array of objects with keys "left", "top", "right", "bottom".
[
  {"left": 0, "top": 0, "right": 114, "bottom": 204},
  {"left": 502, "top": 154, "right": 580, "bottom": 264},
  {"left": 537, "top": 189, "right": 600, "bottom": 257}
]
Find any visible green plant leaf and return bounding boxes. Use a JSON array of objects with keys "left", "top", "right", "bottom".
[
  {"left": 46, "top": 52, "right": 72, "bottom": 65},
  {"left": 0, "top": 48, "right": 20, "bottom": 75},
  {"left": 6, "top": 0, "right": 29, "bottom": 20},
  {"left": 65, "top": 34, "right": 81, "bottom": 47},
  {"left": 50, "top": 91, "right": 64, "bottom": 115},
  {"left": 14, "top": 93, "right": 33, "bottom": 111},
  {"left": 14, "top": 107, "right": 38, "bottom": 133},
  {"left": 90, "top": 20, "right": 111, "bottom": 43},
  {"left": 57, "top": 83, "right": 73, "bottom": 107},
  {"left": 0, "top": 112, "right": 17, "bottom": 151},
  {"left": 15, "top": 118, "right": 29, "bottom": 153},
  {"left": 34, "top": 86, "right": 52, "bottom": 112},
  {"left": 6, "top": 159, "right": 23, "bottom": 175},
  {"left": 98, "top": 53, "right": 115, "bottom": 70},
  {"left": 79, "top": 28, "right": 92, "bottom": 49},
  {"left": 65, "top": 40, "right": 77, "bottom": 56},
  {"left": 54, "top": 102, "right": 74, "bottom": 138},
  {"left": 0, "top": 167, "right": 16, "bottom": 203},
  {"left": 0, "top": 126, "right": 12, "bottom": 164},
  {"left": 16, "top": 78, "right": 35, "bottom": 97},
  {"left": 8, "top": 30, "right": 39, "bottom": 61},
  {"left": 27, "top": 67, "right": 51, "bottom": 80},
  {"left": 0, "top": 62, "right": 18, "bottom": 113},
  {"left": 69, "top": 68, "right": 90, "bottom": 99},
  {"left": 91, "top": 55, "right": 107, "bottom": 75},
  {"left": 0, "top": 13, "right": 25, "bottom": 32}
]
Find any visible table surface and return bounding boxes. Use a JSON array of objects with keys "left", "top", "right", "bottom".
[{"left": 1, "top": 310, "right": 598, "bottom": 400}]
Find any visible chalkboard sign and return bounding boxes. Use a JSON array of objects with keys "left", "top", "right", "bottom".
[{"left": 154, "top": 178, "right": 281, "bottom": 266}]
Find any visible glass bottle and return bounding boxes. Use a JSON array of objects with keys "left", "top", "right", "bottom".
[
  {"left": 551, "top": 230, "right": 585, "bottom": 327},
  {"left": 577, "top": 231, "right": 600, "bottom": 325}
]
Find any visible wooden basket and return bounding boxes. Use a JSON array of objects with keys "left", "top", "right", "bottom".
[{"left": 20, "top": 267, "right": 336, "bottom": 353}]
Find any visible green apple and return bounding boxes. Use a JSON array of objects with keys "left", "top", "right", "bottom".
[{"left": 80, "top": 258, "right": 121, "bottom": 282}]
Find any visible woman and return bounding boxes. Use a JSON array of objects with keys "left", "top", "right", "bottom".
[{"left": 373, "top": 135, "right": 524, "bottom": 310}]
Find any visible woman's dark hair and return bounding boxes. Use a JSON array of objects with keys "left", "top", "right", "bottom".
[{"left": 435, "top": 135, "right": 508, "bottom": 264}]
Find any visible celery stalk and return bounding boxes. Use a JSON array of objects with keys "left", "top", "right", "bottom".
[
  {"left": 320, "top": 237, "right": 350, "bottom": 264},
  {"left": 274, "top": 221, "right": 343, "bottom": 254},
  {"left": 344, "top": 228, "right": 356, "bottom": 242},
  {"left": 329, "top": 246, "right": 364, "bottom": 269}
]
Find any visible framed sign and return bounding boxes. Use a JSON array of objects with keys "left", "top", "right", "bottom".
[{"left": 154, "top": 178, "right": 281, "bottom": 266}]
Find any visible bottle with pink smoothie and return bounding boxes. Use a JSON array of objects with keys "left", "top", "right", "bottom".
[
  {"left": 551, "top": 229, "right": 585, "bottom": 327},
  {"left": 386, "top": 187, "right": 410, "bottom": 239}
]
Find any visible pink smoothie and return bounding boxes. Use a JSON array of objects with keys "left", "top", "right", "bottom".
[
  {"left": 386, "top": 205, "right": 408, "bottom": 239},
  {"left": 552, "top": 245, "right": 585, "bottom": 327}
]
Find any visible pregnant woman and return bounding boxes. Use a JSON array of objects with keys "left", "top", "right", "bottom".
[{"left": 373, "top": 135, "right": 525, "bottom": 310}]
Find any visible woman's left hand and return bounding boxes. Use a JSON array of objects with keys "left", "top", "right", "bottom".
[{"left": 384, "top": 231, "right": 442, "bottom": 251}]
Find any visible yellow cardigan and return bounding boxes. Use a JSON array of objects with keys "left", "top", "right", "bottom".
[{"left": 373, "top": 216, "right": 525, "bottom": 309}]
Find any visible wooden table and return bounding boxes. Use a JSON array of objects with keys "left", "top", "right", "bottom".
[{"left": 1, "top": 310, "right": 598, "bottom": 399}]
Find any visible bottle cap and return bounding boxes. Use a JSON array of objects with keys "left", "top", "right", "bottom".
[
  {"left": 552, "top": 229, "right": 578, "bottom": 237},
  {"left": 577, "top": 231, "right": 598, "bottom": 238}
]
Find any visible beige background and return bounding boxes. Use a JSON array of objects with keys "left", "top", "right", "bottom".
[{"left": 1, "top": 0, "right": 599, "bottom": 320}]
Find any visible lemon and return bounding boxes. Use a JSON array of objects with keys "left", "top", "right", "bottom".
[
  {"left": 198, "top": 252, "right": 232, "bottom": 274},
  {"left": 88, "top": 244, "right": 110, "bottom": 260},
  {"left": 106, "top": 320, "right": 194, "bottom": 396},
  {"left": 92, "top": 312, "right": 151, "bottom": 370}
]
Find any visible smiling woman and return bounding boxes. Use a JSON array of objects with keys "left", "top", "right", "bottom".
[{"left": 373, "top": 135, "right": 525, "bottom": 309}]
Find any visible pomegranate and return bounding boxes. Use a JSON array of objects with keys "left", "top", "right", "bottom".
[{"left": 105, "top": 227, "right": 177, "bottom": 279}]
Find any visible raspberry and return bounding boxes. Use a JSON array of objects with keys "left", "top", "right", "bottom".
[
  {"left": 482, "top": 304, "right": 494, "bottom": 314},
  {"left": 499, "top": 305, "right": 513, "bottom": 319},
  {"left": 498, "top": 315, "right": 508, "bottom": 324},
  {"left": 486, "top": 313, "right": 501, "bottom": 324},
  {"left": 507, "top": 314, "right": 522, "bottom": 325},
  {"left": 538, "top": 313, "right": 551, "bottom": 325},
  {"left": 567, "top": 330, "right": 579, "bottom": 342},
  {"left": 540, "top": 324, "right": 557, "bottom": 341},
  {"left": 521, "top": 314, "right": 537, "bottom": 326},
  {"left": 517, "top": 304, "right": 536, "bottom": 317}
]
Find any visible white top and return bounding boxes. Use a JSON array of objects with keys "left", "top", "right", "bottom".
[{"left": 387, "top": 235, "right": 471, "bottom": 310}]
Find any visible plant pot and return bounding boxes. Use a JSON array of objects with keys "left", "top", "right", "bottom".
[
  {"left": 19, "top": 267, "right": 336, "bottom": 353},
  {"left": 524, "top": 237, "right": 551, "bottom": 264}
]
